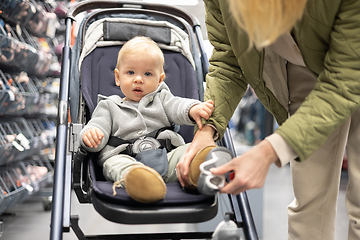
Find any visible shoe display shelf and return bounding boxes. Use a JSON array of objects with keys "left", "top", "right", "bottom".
[
  {"left": 0, "top": 0, "right": 58, "bottom": 38},
  {"left": 0, "top": 0, "right": 62, "bottom": 215},
  {"left": 0, "top": 115, "right": 56, "bottom": 213}
]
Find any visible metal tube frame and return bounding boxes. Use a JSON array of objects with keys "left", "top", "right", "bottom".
[{"left": 50, "top": 16, "right": 73, "bottom": 240}]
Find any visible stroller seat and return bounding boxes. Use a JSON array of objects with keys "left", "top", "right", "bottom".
[{"left": 70, "top": 7, "right": 218, "bottom": 226}]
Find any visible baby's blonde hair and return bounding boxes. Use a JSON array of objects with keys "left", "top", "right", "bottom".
[
  {"left": 116, "top": 36, "right": 165, "bottom": 72},
  {"left": 229, "top": 0, "right": 307, "bottom": 48}
]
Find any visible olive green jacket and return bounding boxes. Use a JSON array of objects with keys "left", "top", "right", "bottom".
[{"left": 203, "top": 0, "right": 360, "bottom": 161}]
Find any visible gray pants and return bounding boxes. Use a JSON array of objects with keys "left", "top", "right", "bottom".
[{"left": 102, "top": 143, "right": 190, "bottom": 184}]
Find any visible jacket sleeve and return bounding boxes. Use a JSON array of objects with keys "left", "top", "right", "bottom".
[
  {"left": 159, "top": 89, "right": 200, "bottom": 125},
  {"left": 202, "top": 0, "right": 249, "bottom": 139},
  {"left": 276, "top": 0, "right": 360, "bottom": 161}
]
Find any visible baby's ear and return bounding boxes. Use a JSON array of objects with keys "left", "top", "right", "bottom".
[
  {"left": 114, "top": 69, "right": 120, "bottom": 86},
  {"left": 159, "top": 72, "right": 165, "bottom": 83}
]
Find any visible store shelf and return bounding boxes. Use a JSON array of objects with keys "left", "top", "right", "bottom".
[
  {"left": 0, "top": 23, "right": 54, "bottom": 76},
  {"left": 0, "top": 70, "right": 59, "bottom": 116},
  {"left": 0, "top": 0, "right": 61, "bottom": 215}
]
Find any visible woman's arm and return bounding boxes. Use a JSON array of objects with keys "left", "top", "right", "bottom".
[
  {"left": 177, "top": 0, "right": 248, "bottom": 186},
  {"left": 202, "top": 0, "right": 248, "bottom": 138}
]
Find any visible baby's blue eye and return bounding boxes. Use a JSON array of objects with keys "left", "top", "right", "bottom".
[
  {"left": 145, "top": 72, "right": 152, "bottom": 77},
  {"left": 128, "top": 71, "right": 134, "bottom": 75}
]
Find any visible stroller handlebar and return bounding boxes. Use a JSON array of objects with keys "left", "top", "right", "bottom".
[{"left": 67, "top": 0, "right": 200, "bottom": 28}]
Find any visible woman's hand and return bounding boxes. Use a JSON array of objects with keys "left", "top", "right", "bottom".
[
  {"left": 211, "top": 139, "right": 279, "bottom": 195},
  {"left": 176, "top": 125, "right": 216, "bottom": 187}
]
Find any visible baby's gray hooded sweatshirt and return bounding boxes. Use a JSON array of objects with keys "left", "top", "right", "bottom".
[{"left": 80, "top": 82, "right": 200, "bottom": 166}]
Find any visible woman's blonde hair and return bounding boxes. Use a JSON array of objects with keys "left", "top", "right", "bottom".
[
  {"left": 116, "top": 36, "right": 164, "bottom": 72},
  {"left": 229, "top": 0, "right": 307, "bottom": 48}
]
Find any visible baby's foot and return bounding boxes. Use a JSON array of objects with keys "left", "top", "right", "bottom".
[{"left": 123, "top": 165, "right": 166, "bottom": 203}]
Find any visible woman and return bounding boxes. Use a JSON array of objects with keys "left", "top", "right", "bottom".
[{"left": 176, "top": 0, "right": 360, "bottom": 239}]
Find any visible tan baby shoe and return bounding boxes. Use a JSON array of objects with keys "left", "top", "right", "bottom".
[
  {"left": 123, "top": 165, "right": 166, "bottom": 203},
  {"left": 188, "top": 145, "right": 217, "bottom": 187}
]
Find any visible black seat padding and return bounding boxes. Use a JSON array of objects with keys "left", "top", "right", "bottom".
[{"left": 89, "top": 159, "right": 218, "bottom": 224}]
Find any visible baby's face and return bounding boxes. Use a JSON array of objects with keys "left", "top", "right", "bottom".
[{"left": 115, "top": 53, "right": 164, "bottom": 102}]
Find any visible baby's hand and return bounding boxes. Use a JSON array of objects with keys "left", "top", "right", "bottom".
[
  {"left": 189, "top": 100, "right": 215, "bottom": 129},
  {"left": 82, "top": 127, "right": 104, "bottom": 148}
]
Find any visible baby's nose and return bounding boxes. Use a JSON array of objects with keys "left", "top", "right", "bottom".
[{"left": 134, "top": 75, "right": 143, "bottom": 83}]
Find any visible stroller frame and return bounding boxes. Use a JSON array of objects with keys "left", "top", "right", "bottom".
[{"left": 50, "top": 1, "right": 259, "bottom": 240}]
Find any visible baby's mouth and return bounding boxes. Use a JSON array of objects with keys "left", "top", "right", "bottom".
[{"left": 133, "top": 88, "right": 143, "bottom": 93}]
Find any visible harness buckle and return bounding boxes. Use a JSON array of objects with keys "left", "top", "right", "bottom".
[{"left": 131, "top": 136, "right": 161, "bottom": 155}]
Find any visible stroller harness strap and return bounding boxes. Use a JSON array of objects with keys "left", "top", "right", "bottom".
[{"left": 107, "top": 126, "right": 176, "bottom": 157}]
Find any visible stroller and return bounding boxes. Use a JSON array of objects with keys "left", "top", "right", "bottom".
[{"left": 50, "top": 1, "right": 259, "bottom": 239}]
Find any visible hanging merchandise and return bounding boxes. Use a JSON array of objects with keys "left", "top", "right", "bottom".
[
  {"left": 0, "top": 0, "right": 61, "bottom": 215},
  {"left": 0, "top": 0, "right": 58, "bottom": 38},
  {"left": 0, "top": 20, "right": 54, "bottom": 76}
]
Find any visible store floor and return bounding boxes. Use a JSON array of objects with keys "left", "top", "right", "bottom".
[{"left": 0, "top": 150, "right": 349, "bottom": 240}]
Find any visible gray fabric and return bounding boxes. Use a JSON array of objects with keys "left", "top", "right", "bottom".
[
  {"left": 103, "top": 21, "right": 171, "bottom": 45},
  {"left": 135, "top": 148, "right": 168, "bottom": 177},
  {"left": 80, "top": 82, "right": 200, "bottom": 166},
  {"left": 79, "top": 17, "right": 194, "bottom": 71}
]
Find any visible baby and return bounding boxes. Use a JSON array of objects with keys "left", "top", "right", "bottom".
[{"left": 80, "top": 36, "right": 214, "bottom": 203}]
